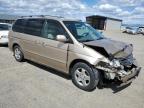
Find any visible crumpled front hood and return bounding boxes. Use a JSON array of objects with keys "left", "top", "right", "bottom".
[{"left": 84, "top": 38, "right": 133, "bottom": 58}]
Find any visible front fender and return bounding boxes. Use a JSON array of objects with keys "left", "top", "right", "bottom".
[{"left": 67, "top": 43, "right": 109, "bottom": 73}]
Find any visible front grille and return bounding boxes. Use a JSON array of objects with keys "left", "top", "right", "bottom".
[{"left": 119, "top": 54, "right": 134, "bottom": 66}]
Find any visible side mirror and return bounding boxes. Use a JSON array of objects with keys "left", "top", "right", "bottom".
[{"left": 56, "top": 35, "right": 67, "bottom": 42}]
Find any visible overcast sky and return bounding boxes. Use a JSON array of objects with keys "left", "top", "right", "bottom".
[{"left": 0, "top": 0, "right": 144, "bottom": 24}]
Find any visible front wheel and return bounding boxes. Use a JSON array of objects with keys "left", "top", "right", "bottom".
[
  {"left": 71, "top": 62, "right": 99, "bottom": 91},
  {"left": 13, "top": 45, "right": 24, "bottom": 62}
]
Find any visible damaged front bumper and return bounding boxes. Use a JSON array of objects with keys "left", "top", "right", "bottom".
[
  {"left": 95, "top": 58, "right": 141, "bottom": 84},
  {"left": 119, "top": 67, "right": 141, "bottom": 83}
]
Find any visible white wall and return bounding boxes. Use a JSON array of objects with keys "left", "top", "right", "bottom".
[{"left": 106, "top": 19, "right": 122, "bottom": 31}]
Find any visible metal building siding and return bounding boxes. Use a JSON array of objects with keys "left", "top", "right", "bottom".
[{"left": 106, "top": 19, "right": 122, "bottom": 30}]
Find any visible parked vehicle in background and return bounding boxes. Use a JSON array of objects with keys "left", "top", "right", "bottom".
[
  {"left": 123, "top": 27, "right": 139, "bottom": 35},
  {"left": 138, "top": 26, "right": 144, "bottom": 35},
  {"left": 9, "top": 16, "right": 141, "bottom": 91},
  {"left": 0, "top": 23, "right": 11, "bottom": 45}
]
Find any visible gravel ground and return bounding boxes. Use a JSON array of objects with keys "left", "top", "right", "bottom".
[{"left": 0, "top": 31, "right": 144, "bottom": 108}]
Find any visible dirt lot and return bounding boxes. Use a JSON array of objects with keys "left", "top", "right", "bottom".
[{"left": 0, "top": 31, "right": 144, "bottom": 108}]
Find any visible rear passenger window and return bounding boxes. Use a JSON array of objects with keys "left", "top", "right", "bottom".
[
  {"left": 41, "top": 20, "right": 67, "bottom": 40},
  {"left": 24, "top": 19, "right": 45, "bottom": 36},
  {"left": 13, "top": 19, "right": 27, "bottom": 33}
]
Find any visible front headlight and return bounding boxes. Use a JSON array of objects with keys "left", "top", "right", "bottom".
[
  {"left": 110, "top": 59, "right": 121, "bottom": 68},
  {"left": 96, "top": 57, "right": 121, "bottom": 68}
]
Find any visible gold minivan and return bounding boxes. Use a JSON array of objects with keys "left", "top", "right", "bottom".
[{"left": 9, "top": 16, "right": 141, "bottom": 91}]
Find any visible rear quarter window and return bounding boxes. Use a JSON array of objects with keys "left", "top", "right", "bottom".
[{"left": 12, "top": 19, "right": 27, "bottom": 33}]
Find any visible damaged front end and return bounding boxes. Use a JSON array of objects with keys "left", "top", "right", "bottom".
[
  {"left": 95, "top": 58, "right": 141, "bottom": 83},
  {"left": 84, "top": 39, "right": 141, "bottom": 84}
]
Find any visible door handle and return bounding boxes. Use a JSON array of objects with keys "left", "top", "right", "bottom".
[{"left": 35, "top": 41, "right": 48, "bottom": 47}]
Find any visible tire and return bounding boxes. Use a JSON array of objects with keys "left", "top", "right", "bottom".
[
  {"left": 71, "top": 62, "right": 99, "bottom": 91},
  {"left": 13, "top": 45, "right": 24, "bottom": 62}
]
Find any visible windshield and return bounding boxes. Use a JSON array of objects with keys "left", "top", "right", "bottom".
[
  {"left": 0, "top": 24, "right": 11, "bottom": 31},
  {"left": 63, "top": 21, "right": 104, "bottom": 42}
]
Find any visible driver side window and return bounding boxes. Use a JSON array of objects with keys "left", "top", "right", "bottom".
[{"left": 41, "top": 20, "right": 67, "bottom": 40}]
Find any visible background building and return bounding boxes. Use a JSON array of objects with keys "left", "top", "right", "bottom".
[
  {"left": 0, "top": 14, "right": 18, "bottom": 24},
  {"left": 86, "top": 15, "right": 122, "bottom": 31}
]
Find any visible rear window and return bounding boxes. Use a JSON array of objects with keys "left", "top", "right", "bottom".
[{"left": 12, "top": 18, "right": 45, "bottom": 36}]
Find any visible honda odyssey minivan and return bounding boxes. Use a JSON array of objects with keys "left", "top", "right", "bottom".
[{"left": 8, "top": 15, "right": 141, "bottom": 91}]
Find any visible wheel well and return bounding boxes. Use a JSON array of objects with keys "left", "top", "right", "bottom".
[
  {"left": 12, "top": 43, "right": 19, "bottom": 51},
  {"left": 69, "top": 59, "right": 92, "bottom": 75}
]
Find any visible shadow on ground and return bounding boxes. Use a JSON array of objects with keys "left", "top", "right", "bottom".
[
  {"left": 26, "top": 60, "right": 71, "bottom": 80},
  {"left": 98, "top": 82, "right": 131, "bottom": 93},
  {"left": 26, "top": 60, "right": 131, "bottom": 93}
]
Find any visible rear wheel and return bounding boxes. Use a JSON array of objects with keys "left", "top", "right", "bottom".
[
  {"left": 13, "top": 45, "right": 24, "bottom": 62},
  {"left": 71, "top": 62, "right": 99, "bottom": 91}
]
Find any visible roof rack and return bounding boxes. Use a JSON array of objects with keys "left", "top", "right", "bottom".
[{"left": 21, "top": 15, "right": 64, "bottom": 18}]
